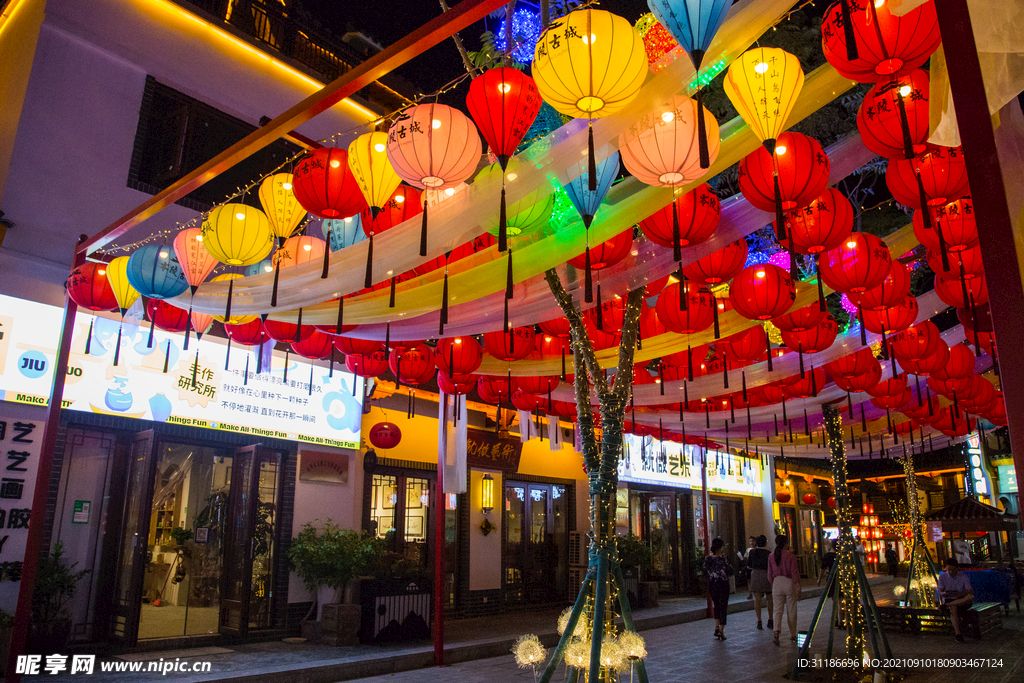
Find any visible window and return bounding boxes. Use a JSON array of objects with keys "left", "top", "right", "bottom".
[{"left": 129, "top": 77, "right": 300, "bottom": 210}]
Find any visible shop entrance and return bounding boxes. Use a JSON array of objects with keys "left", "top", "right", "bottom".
[
  {"left": 111, "top": 432, "right": 283, "bottom": 643},
  {"left": 503, "top": 482, "right": 568, "bottom": 604},
  {"left": 634, "top": 492, "right": 679, "bottom": 590},
  {"left": 366, "top": 472, "right": 436, "bottom": 572}
]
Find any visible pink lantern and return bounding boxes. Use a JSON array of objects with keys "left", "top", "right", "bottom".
[
  {"left": 386, "top": 103, "right": 481, "bottom": 190},
  {"left": 620, "top": 95, "right": 720, "bottom": 187},
  {"left": 173, "top": 228, "right": 218, "bottom": 293}
]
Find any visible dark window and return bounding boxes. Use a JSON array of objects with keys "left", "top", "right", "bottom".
[{"left": 128, "top": 76, "right": 300, "bottom": 211}]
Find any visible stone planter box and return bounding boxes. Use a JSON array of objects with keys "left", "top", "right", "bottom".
[{"left": 320, "top": 603, "right": 360, "bottom": 646}]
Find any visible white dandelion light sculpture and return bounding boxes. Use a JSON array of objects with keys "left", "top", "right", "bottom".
[{"left": 512, "top": 634, "right": 547, "bottom": 682}]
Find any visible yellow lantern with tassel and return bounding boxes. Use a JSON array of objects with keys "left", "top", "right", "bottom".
[
  {"left": 106, "top": 256, "right": 140, "bottom": 367},
  {"left": 201, "top": 203, "right": 274, "bottom": 267},
  {"left": 349, "top": 131, "right": 402, "bottom": 289},
  {"left": 258, "top": 173, "right": 307, "bottom": 242}
]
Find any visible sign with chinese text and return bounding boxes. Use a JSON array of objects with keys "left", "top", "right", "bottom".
[
  {"left": 72, "top": 500, "right": 90, "bottom": 524},
  {"left": 0, "top": 294, "right": 364, "bottom": 448},
  {"left": 466, "top": 429, "right": 523, "bottom": 472},
  {"left": 997, "top": 465, "right": 1018, "bottom": 494},
  {"left": 299, "top": 449, "right": 350, "bottom": 484},
  {"left": 0, "top": 412, "right": 42, "bottom": 612},
  {"left": 618, "top": 434, "right": 762, "bottom": 497}
]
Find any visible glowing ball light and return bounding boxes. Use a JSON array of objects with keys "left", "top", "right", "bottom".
[
  {"left": 833, "top": 359, "right": 882, "bottom": 393},
  {"left": 201, "top": 203, "right": 274, "bottom": 267},
  {"left": 369, "top": 422, "right": 402, "bottom": 450},
  {"left": 803, "top": 493, "right": 818, "bottom": 506},
  {"left": 349, "top": 131, "right": 402, "bottom": 287},
  {"left": 819, "top": 232, "right": 892, "bottom": 294},
  {"left": 539, "top": 316, "right": 572, "bottom": 339},
  {"left": 386, "top": 103, "right": 480, "bottom": 192},
  {"left": 66, "top": 262, "right": 117, "bottom": 312},
  {"left": 857, "top": 69, "right": 931, "bottom": 159},
  {"left": 776, "top": 491, "right": 792, "bottom": 504},
  {"left": 291, "top": 147, "right": 367, "bottom": 219},
  {"left": 639, "top": 183, "right": 720, "bottom": 256},
  {"left": 360, "top": 185, "right": 422, "bottom": 236},
  {"left": 730, "top": 264, "right": 796, "bottom": 321}
]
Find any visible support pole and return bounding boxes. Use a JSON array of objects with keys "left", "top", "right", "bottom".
[
  {"left": 434, "top": 410, "right": 446, "bottom": 667},
  {"left": 793, "top": 561, "right": 839, "bottom": 680},
  {"left": 588, "top": 554, "right": 608, "bottom": 683},
  {"left": 538, "top": 575, "right": 593, "bottom": 683},
  {"left": 614, "top": 564, "right": 650, "bottom": 683}
]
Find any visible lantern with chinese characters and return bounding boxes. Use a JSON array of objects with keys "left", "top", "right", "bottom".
[
  {"left": 819, "top": 232, "right": 892, "bottom": 294},
  {"left": 777, "top": 187, "right": 854, "bottom": 255},
  {"left": 201, "top": 203, "right": 274, "bottom": 267},
  {"left": 655, "top": 281, "right": 716, "bottom": 334},
  {"left": 274, "top": 235, "right": 327, "bottom": 270},
  {"left": 563, "top": 151, "right": 621, "bottom": 303},
  {"left": 389, "top": 345, "right": 435, "bottom": 386},
  {"left": 483, "top": 327, "right": 536, "bottom": 362},
  {"left": 321, "top": 215, "right": 366, "bottom": 252},
  {"left": 857, "top": 69, "right": 931, "bottom": 159},
  {"left": 682, "top": 239, "right": 748, "bottom": 285},
  {"left": 66, "top": 262, "right": 117, "bottom": 312},
  {"left": 887, "top": 146, "right": 970, "bottom": 210},
  {"left": 739, "top": 132, "right": 831, "bottom": 214},
  {"left": 435, "top": 337, "right": 483, "bottom": 376},
  {"left": 639, "top": 183, "right": 720, "bottom": 259},
  {"left": 862, "top": 295, "right": 919, "bottom": 335},
  {"left": 346, "top": 348, "right": 389, "bottom": 378},
  {"left": 888, "top": 321, "right": 941, "bottom": 363},
  {"left": 935, "top": 271, "right": 988, "bottom": 308},
  {"left": 225, "top": 318, "right": 268, "bottom": 346},
  {"left": 850, "top": 260, "right": 910, "bottom": 312},
  {"left": 465, "top": 67, "right": 542, "bottom": 170},
  {"left": 586, "top": 295, "right": 647, "bottom": 334},
  {"left": 173, "top": 227, "right": 218, "bottom": 294},
  {"left": 730, "top": 264, "right": 796, "bottom": 321},
  {"left": 292, "top": 147, "right": 367, "bottom": 219},
  {"left": 291, "top": 330, "right": 334, "bottom": 360},
  {"left": 259, "top": 173, "right": 307, "bottom": 244},
  {"left": 913, "top": 197, "right": 978, "bottom": 272},
  {"left": 369, "top": 422, "right": 402, "bottom": 450},
  {"left": 147, "top": 299, "right": 189, "bottom": 333},
  {"left": 126, "top": 245, "right": 189, "bottom": 301},
  {"left": 349, "top": 131, "right": 402, "bottom": 288}
]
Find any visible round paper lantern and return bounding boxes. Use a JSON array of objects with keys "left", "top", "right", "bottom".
[
  {"left": 532, "top": 8, "right": 647, "bottom": 119},
  {"left": 899, "top": 340, "right": 950, "bottom": 376},
  {"left": 620, "top": 95, "right": 720, "bottom": 186},
  {"left": 348, "top": 132, "right": 403, "bottom": 214},
  {"left": 819, "top": 232, "right": 892, "bottom": 294},
  {"left": 777, "top": 187, "right": 855, "bottom": 255},
  {"left": 862, "top": 295, "right": 919, "bottom": 334},
  {"left": 191, "top": 309, "right": 213, "bottom": 340},
  {"left": 292, "top": 147, "right": 368, "bottom": 219},
  {"left": 259, "top": 173, "right": 307, "bottom": 241},
  {"left": 833, "top": 360, "right": 882, "bottom": 393},
  {"left": 759, "top": 383, "right": 787, "bottom": 404},
  {"left": 483, "top": 327, "right": 536, "bottom": 361},
  {"left": 465, "top": 67, "right": 542, "bottom": 169},
  {"left": 587, "top": 296, "right": 647, "bottom": 333},
  {"left": 511, "top": 389, "right": 542, "bottom": 412},
  {"left": 655, "top": 281, "right": 716, "bottom": 334},
  {"left": 871, "top": 387, "right": 913, "bottom": 411},
  {"left": 201, "top": 203, "right": 274, "bottom": 266},
  {"left": 780, "top": 314, "right": 838, "bottom": 354},
  {"left": 888, "top": 321, "right": 941, "bottom": 363},
  {"left": 567, "top": 228, "right": 633, "bottom": 270},
  {"left": 514, "top": 372, "right": 561, "bottom": 398},
  {"left": 147, "top": 299, "right": 189, "bottom": 333},
  {"left": 682, "top": 239, "right": 748, "bottom": 285},
  {"left": 719, "top": 326, "right": 768, "bottom": 365},
  {"left": 850, "top": 260, "right": 911, "bottom": 312},
  {"left": 928, "top": 374, "right": 973, "bottom": 399},
  {"left": 106, "top": 256, "right": 141, "bottom": 315},
  {"left": 264, "top": 318, "right": 313, "bottom": 344},
  {"left": 730, "top": 264, "right": 796, "bottom": 321},
  {"left": 413, "top": 233, "right": 495, "bottom": 276},
  {"left": 935, "top": 271, "right": 989, "bottom": 308},
  {"left": 360, "top": 185, "right": 423, "bottom": 236},
  {"left": 346, "top": 348, "right": 389, "bottom": 378},
  {"left": 369, "top": 422, "right": 402, "bottom": 449},
  {"left": 933, "top": 343, "right": 975, "bottom": 381},
  {"left": 386, "top": 103, "right": 481, "bottom": 190},
  {"left": 781, "top": 366, "right": 827, "bottom": 398},
  {"left": 583, "top": 316, "right": 617, "bottom": 349},
  {"left": 125, "top": 245, "right": 189, "bottom": 300},
  {"left": 867, "top": 374, "right": 908, "bottom": 400},
  {"left": 225, "top": 318, "right": 268, "bottom": 346},
  {"left": 772, "top": 303, "right": 827, "bottom": 333},
  {"left": 886, "top": 146, "right": 970, "bottom": 209},
  {"left": 66, "top": 262, "right": 118, "bottom": 311},
  {"left": 929, "top": 244, "right": 983, "bottom": 280},
  {"left": 474, "top": 161, "right": 556, "bottom": 238},
  {"left": 539, "top": 316, "right": 572, "bottom": 339},
  {"left": 821, "top": 0, "right": 940, "bottom": 82},
  {"left": 827, "top": 496, "right": 836, "bottom": 509},
  {"left": 437, "top": 371, "right": 478, "bottom": 396},
  {"left": 972, "top": 330, "right": 997, "bottom": 356},
  {"left": 857, "top": 69, "right": 931, "bottom": 159},
  {"left": 803, "top": 493, "right": 818, "bottom": 506},
  {"left": 738, "top": 132, "right": 830, "bottom": 212},
  {"left": 173, "top": 227, "right": 218, "bottom": 293},
  {"left": 913, "top": 196, "right": 978, "bottom": 256},
  {"left": 389, "top": 345, "right": 435, "bottom": 385},
  {"left": 639, "top": 183, "right": 720, "bottom": 254},
  {"left": 274, "top": 235, "right": 327, "bottom": 270},
  {"left": 335, "top": 336, "right": 382, "bottom": 357},
  {"left": 322, "top": 215, "right": 366, "bottom": 252},
  {"left": 662, "top": 343, "right": 709, "bottom": 368},
  {"left": 435, "top": 336, "right": 483, "bottom": 376},
  {"left": 724, "top": 47, "right": 804, "bottom": 148},
  {"left": 291, "top": 330, "right": 334, "bottom": 360},
  {"left": 824, "top": 348, "right": 878, "bottom": 380},
  {"left": 477, "top": 375, "right": 513, "bottom": 404},
  {"left": 776, "top": 491, "right": 792, "bottom": 504},
  {"left": 209, "top": 274, "right": 257, "bottom": 325},
  {"left": 961, "top": 376, "right": 997, "bottom": 413}
]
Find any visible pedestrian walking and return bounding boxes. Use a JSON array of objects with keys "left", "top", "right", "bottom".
[
  {"left": 768, "top": 534, "right": 801, "bottom": 646},
  {"left": 885, "top": 544, "right": 899, "bottom": 579},
  {"left": 747, "top": 535, "right": 773, "bottom": 630},
  {"left": 704, "top": 537, "right": 735, "bottom": 641}
]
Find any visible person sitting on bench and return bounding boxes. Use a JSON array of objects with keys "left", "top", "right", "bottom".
[{"left": 938, "top": 558, "right": 974, "bottom": 642}]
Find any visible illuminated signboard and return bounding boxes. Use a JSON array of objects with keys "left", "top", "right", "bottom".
[
  {"left": 618, "top": 433, "right": 762, "bottom": 497},
  {"left": 966, "top": 433, "right": 992, "bottom": 499},
  {"left": 997, "top": 465, "right": 1018, "bottom": 494},
  {"left": 0, "top": 294, "right": 364, "bottom": 448}
]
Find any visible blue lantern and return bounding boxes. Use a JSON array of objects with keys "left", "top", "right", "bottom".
[
  {"left": 321, "top": 215, "right": 366, "bottom": 252},
  {"left": 563, "top": 151, "right": 620, "bottom": 303},
  {"left": 126, "top": 244, "right": 189, "bottom": 300},
  {"left": 647, "top": 0, "right": 732, "bottom": 168},
  {"left": 246, "top": 259, "right": 275, "bottom": 276}
]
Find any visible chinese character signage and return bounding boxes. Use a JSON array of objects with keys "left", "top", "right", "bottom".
[
  {"left": 0, "top": 294, "right": 364, "bottom": 448},
  {"left": 0, "top": 412, "right": 41, "bottom": 612},
  {"left": 997, "top": 465, "right": 1018, "bottom": 494},
  {"left": 299, "top": 449, "right": 350, "bottom": 484},
  {"left": 618, "top": 433, "right": 762, "bottom": 497},
  {"left": 465, "top": 429, "right": 523, "bottom": 472}
]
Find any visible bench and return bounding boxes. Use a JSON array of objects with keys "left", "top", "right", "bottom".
[{"left": 874, "top": 601, "right": 1002, "bottom": 638}]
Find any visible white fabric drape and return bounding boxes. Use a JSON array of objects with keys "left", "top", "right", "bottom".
[
  {"left": 438, "top": 391, "right": 467, "bottom": 494},
  {"left": 548, "top": 416, "right": 563, "bottom": 451}
]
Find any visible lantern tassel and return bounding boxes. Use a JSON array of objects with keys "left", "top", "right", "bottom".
[
  {"left": 799, "top": 343, "right": 805, "bottom": 378},
  {"left": 365, "top": 234, "right": 374, "bottom": 289},
  {"left": 329, "top": 347, "right": 335, "bottom": 378},
  {"left": 384, "top": 322, "right": 390, "bottom": 355},
  {"left": 498, "top": 186, "right": 508, "bottom": 253},
  {"left": 309, "top": 363, "right": 314, "bottom": 396},
  {"left": 191, "top": 350, "right": 199, "bottom": 388},
  {"left": 805, "top": 409, "right": 811, "bottom": 437},
  {"left": 162, "top": 341, "right": 170, "bottom": 373},
  {"left": 678, "top": 268, "right": 687, "bottom": 312},
  {"left": 583, "top": 244, "right": 593, "bottom": 303},
  {"left": 439, "top": 270, "right": 449, "bottom": 336},
  {"left": 774, "top": 414, "right": 779, "bottom": 437},
  {"left": 595, "top": 283, "right": 603, "bottom": 331},
  {"left": 722, "top": 358, "right": 729, "bottom": 389},
  {"left": 767, "top": 337, "right": 774, "bottom": 371},
  {"left": 271, "top": 258, "right": 282, "bottom": 307},
  {"left": 969, "top": 290, "right": 982, "bottom": 357},
  {"left": 225, "top": 337, "right": 231, "bottom": 371},
  {"left": 256, "top": 339, "right": 263, "bottom": 375},
  {"left": 848, "top": 392, "right": 854, "bottom": 417},
  {"left": 244, "top": 353, "right": 249, "bottom": 386},
  {"left": 335, "top": 295, "right": 344, "bottom": 334},
  {"left": 672, "top": 196, "right": 682, "bottom": 263},
  {"left": 894, "top": 84, "right": 915, "bottom": 160},
  {"left": 684, "top": 381, "right": 689, "bottom": 411},
  {"left": 816, "top": 256, "right": 826, "bottom": 311},
  {"left": 742, "top": 370, "right": 748, "bottom": 402},
  {"left": 389, "top": 276, "right": 397, "bottom": 308},
  {"left": 859, "top": 305, "right": 867, "bottom": 346},
  {"left": 696, "top": 88, "right": 710, "bottom": 169},
  {"left": 183, "top": 306, "right": 192, "bottom": 351},
  {"left": 295, "top": 308, "right": 303, "bottom": 343},
  {"left": 85, "top": 318, "right": 94, "bottom": 356},
  {"left": 505, "top": 249, "right": 514, "bottom": 333},
  {"left": 561, "top": 347, "right": 567, "bottom": 381},
  {"left": 840, "top": 0, "right": 859, "bottom": 61},
  {"left": 146, "top": 315, "right": 155, "bottom": 349},
  {"left": 861, "top": 403, "right": 868, "bottom": 432},
  {"left": 782, "top": 398, "right": 788, "bottom": 425},
  {"left": 811, "top": 366, "right": 818, "bottom": 397},
  {"left": 321, "top": 229, "right": 331, "bottom": 278},
  {"left": 283, "top": 349, "right": 289, "bottom": 384},
  {"left": 587, "top": 123, "right": 596, "bottom": 192},
  {"left": 420, "top": 199, "right": 428, "bottom": 257},
  {"left": 113, "top": 324, "right": 123, "bottom": 366},
  {"left": 687, "top": 344, "right": 694, "bottom": 382},
  {"left": 772, "top": 174, "right": 786, "bottom": 241},
  {"left": 712, "top": 295, "right": 720, "bottom": 339}
]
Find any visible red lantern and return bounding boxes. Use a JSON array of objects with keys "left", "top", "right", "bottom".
[
  {"left": 655, "top": 282, "right": 716, "bottom": 334},
  {"left": 663, "top": 343, "right": 709, "bottom": 369},
  {"left": 759, "top": 384, "right": 787, "bottom": 404},
  {"left": 933, "top": 343, "right": 975, "bottom": 381},
  {"left": 369, "top": 422, "right": 402, "bottom": 449},
  {"left": 67, "top": 263, "right": 118, "bottom": 312},
  {"left": 862, "top": 295, "right": 918, "bottom": 334},
  {"left": 465, "top": 67, "right": 542, "bottom": 169},
  {"left": 639, "top": 305, "right": 668, "bottom": 341},
  {"left": 781, "top": 367, "right": 827, "bottom": 398},
  {"left": 960, "top": 376, "right": 996, "bottom": 413},
  {"left": 483, "top": 326, "right": 536, "bottom": 361},
  {"left": 850, "top": 260, "right": 911, "bottom": 311},
  {"left": 719, "top": 326, "right": 768, "bottom": 365},
  {"left": 738, "top": 132, "right": 830, "bottom": 212},
  {"left": 819, "top": 232, "right": 892, "bottom": 294},
  {"left": 803, "top": 493, "right": 818, "bottom": 506},
  {"left": 437, "top": 371, "right": 478, "bottom": 396},
  {"left": 821, "top": 1, "right": 940, "bottom": 83},
  {"left": 776, "top": 491, "right": 792, "bottom": 504},
  {"left": 538, "top": 316, "right": 572, "bottom": 339},
  {"left": 913, "top": 196, "right": 978, "bottom": 255},
  {"left": 334, "top": 336, "right": 382, "bottom": 357},
  {"left": 644, "top": 274, "right": 671, "bottom": 298},
  {"left": 867, "top": 374, "right": 907, "bottom": 400},
  {"left": 435, "top": 337, "right": 483, "bottom": 376},
  {"left": 929, "top": 245, "right": 983, "bottom": 280},
  {"left": 314, "top": 300, "right": 357, "bottom": 336},
  {"left": 888, "top": 321, "right": 941, "bottom": 363},
  {"left": 361, "top": 185, "right": 423, "bottom": 235},
  {"left": 825, "top": 348, "right": 878, "bottom": 380},
  {"left": 477, "top": 375, "right": 512, "bottom": 404},
  {"left": 730, "top": 264, "right": 796, "bottom": 321},
  {"left": 886, "top": 146, "right": 970, "bottom": 209},
  {"left": 777, "top": 188, "right": 855, "bottom": 255},
  {"left": 146, "top": 299, "right": 189, "bottom": 333},
  {"left": 587, "top": 296, "right": 647, "bottom": 334},
  {"left": 515, "top": 373, "right": 561, "bottom": 398},
  {"left": 346, "top": 348, "right": 389, "bottom": 378},
  {"left": 935, "top": 271, "right": 988, "bottom": 308},
  {"left": 772, "top": 303, "right": 826, "bottom": 334},
  {"left": 972, "top": 330, "right": 996, "bottom": 356},
  {"left": 857, "top": 69, "right": 931, "bottom": 158},
  {"left": 567, "top": 228, "right": 633, "bottom": 270},
  {"left": 899, "top": 339, "right": 950, "bottom": 377},
  {"left": 639, "top": 183, "right": 720, "bottom": 253},
  {"left": 682, "top": 240, "right": 748, "bottom": 285},
  {"left": 928, "top": 374, "right": 974, "bottom": 399},
  {"left": 827, "top": 496, "right": 837, "bottom": 509},
  {"left": 870, "top": 387, "right": 912, "bottom": 412},
  {"left": 413, "top": 233, "right": 495, "bottom": 276},
  {"left": 780, "top": 314, "right": 838, "bottom": 354},
  {"left": 225, "top": 319, "right": 268, "bottom": 346},
  {"left": 264, "top": 319, "right": 313, "bottom": 343},
  {"left": 389, "top": 345, "right": 435, "bottom": 385},
  {"left": 832, "top": 359, "right": 882, "bottom": 393},
  {"left": 291, "top": 330, "right": 334, "bottom": 360},
  {"left": 511, "top": 389, "right": 542, "bottom": 412},
  {"left": 292, "top": 147, "right": 368, "bottom": 219}
]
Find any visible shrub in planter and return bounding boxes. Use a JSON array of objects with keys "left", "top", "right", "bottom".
[
  {"left": 29, "top": 542, "right": 89, "bottom": 653},
  {"left": 288, "top": 520, "right": 373, "bottom": 618}
]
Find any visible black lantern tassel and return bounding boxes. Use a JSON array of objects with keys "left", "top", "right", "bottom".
[
  {"left": 365, "top": 234, "right": 374, "bottom": 289},
  {"left": 687, "top": 345, "right": 694, "bottom": 382},
  {"left": 915, "top": 374, "right": 923, "bottom": 406},
  {"left": 816, "top": 257, "right": 826, "bottom": 311},
  {"left": 147, "top": 315, "right": 155, "bottom": 349},
  {"left": 329, "top": 347, "right": 335, "bottom": 378},
  {"left": 321, "top": 230, "right": 331, "bottom": 278},
  {"left": 805, "top": 409, "right": 811, "bottom": 437},
  {"left": 696, "top": 88, "right": 710, "bottom": 169},
  {"left": 256, "top": 339, "right": 263, "bottom": 375},
  {"left": 587, "top": 123, "right": 597, "bottom": 192},
  {"left": 799, "top": 343, "right": 805, "bottom": 378},
  {"left": 773, "top": 172, "right": 786, "bottom": 241},
  {"left": 561, "top": 348, "right": 567, "bottom": 381},
  {"left": 335, "top": 295, "right": 344, "bottom": 334},
  {"left": 384, "top": 322, "right": 390, "bottom": 355},
  {"left": 244, "top": 354, "right": 249, "bottom": 386},
  {"left": 858, "top": 305, "right": 867, "bottom": 346},
  {"left": 295, "top": 308, "right": 303, "bottom": 343},
  {"left": 840, "top": 0, "right": 858, "bottom": 61},
  {"left": 85, "top": 318, "right": 94, "bottom": 355},
  {"left": 774, "top": 414, "right": 779, "bottom": 437},
  {"left": 712, "top": 295, "right": 720, "bottom": 339},
  {"left": 782, "top": 398, "right": 788, "bottom": 425},
  {"left": 224, "top": 278, "right": 234, "bottom": 323},
  {"left": 225, "top": 337, "right": 231, "bottom": 371},
  {"left": 730, "top": 396, "right": 736, "bottom": 423},
  {"left": 183, "top": 307, "right": 192, "bottom": 351},
  {"left": 722, "top": 358, "right": 729, "bottom": 389},
  {"left": 848, "top": 392, "right": 854, "bottom": 418},
  {"left": 283, "top": 350, "right": 289, "bottom": 384},
  {"left": 309, "top": 363, "right": 314, "bottom": 396},
  {"left": 271, "top": 257, "right": 282, "bottom": 307},
  {"left": 672, "top": 198, "right": 682, "bottom": 262},
  {"left": 419, "top": 199, "right": 428, "bottom": 257},
  {"left": 191, "top": 350, "right": 199, "bottom": 388},
  {"left": 584, "top": 245, "right": 593, "bottom": 303},
  {"left": 894, "top": 85, "right": 915, "bottom": 160},
  {"left": 161, "top": 339, "right": 170, "bottom": 373},
  {"left": 683, "top": 381, "right": 690, "bottom": 411},
  {"left": 767, "top": 337, "right": 774, "bottom": 371},
  {"left": 439, "top": 271, "right": 449, "bottom": 336},
  {"left": 811, "top": 366, "right": 818, "bottom": 397},
  {"left": 113, "top": 324, "right": 123, "bottom": 367},
  {"left": 861, "top": 403, "right": 868, "bottom": 432},
  {"left": 741, "top": 370, "right": 748, "bottom": 403},
  {"left": 595, "top": 283, "right": 603, "bottom": 330},
  {"left": 389, "top": 276, "right": 397, "bottom": 308},
  {"left": 498, "top": 186, "right": 508, "bottom": 253}
]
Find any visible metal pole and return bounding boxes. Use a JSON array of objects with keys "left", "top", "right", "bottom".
[
  {"left": 434, "top": 398, "right": 446, "bottom": 666},
  {"left": 701, "top": 446, "right": 712, "bottom": 617},
  {"left": 6, "top": 236, "right": 85, "bottom": 682},
  {"left": 934, "top": 0, "right": 1024, "bottom": 530}
]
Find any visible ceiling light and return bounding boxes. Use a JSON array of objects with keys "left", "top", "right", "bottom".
[
  {"left": 775, "top": 145, "right": 787, "bottom": 155},
  {"left": 303, "top": 244, "right": 312, "bottom": 251},
  {"left": 498, "top": 83, "right": 511, "bottom": 94},
  {"left": 432, "top": 119, "right": 442, "bottom": 129},
  {"left": 661, "top": 111, "right": 674, "bottom": 123},
  {"left": 899, "top": 84, "right": 912, "bottom": 97}
]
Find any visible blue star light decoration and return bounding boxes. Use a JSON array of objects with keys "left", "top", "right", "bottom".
[{"left": 494, "top": 7, "right": 543, "bottom": 64}]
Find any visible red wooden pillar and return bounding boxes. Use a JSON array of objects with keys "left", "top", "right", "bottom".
[
  {"left": 701, "top": 446, "right": 712, "bottom": 617},
  {"left": 434, "top": 399, "right": 446, "bottom": 667},
  {"left": 934, "top": 0, "right": 1024, "bottom": 529},
  {"left": 6, "top": 236, "right": 85, "bottom": 682}
]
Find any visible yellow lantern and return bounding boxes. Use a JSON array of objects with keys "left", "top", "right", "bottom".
[
  {"left": 210, "top": 274, "right": 257, "bottom": 325},
  {"left": 201, "top": 203, "right": 274, "bottom": 267},
  {"left": 258, "top": 173, "right": 307, "bottom": 243},
  {"left": 723, "top": 47, "right": 804, "bottom": 151},
  {"left": 107, "top": 256, "right": 140, "bottom": 316},
  {"left": 348, "top": 131, "right": 403, "bottom": 288}
]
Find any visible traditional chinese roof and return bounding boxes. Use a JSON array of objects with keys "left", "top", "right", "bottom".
[{"left": 924, "top": 496, "right": 1018, "bottom": 531}]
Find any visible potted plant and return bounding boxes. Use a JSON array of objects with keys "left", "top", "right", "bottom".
[
  {"left": 616, "top": 534, "right": 655, "bottom": 608},
  {"left": 28, "top": 541, "right": 89, "bottom": 653},
  {"left": 288, "top": 520, "right": 369, "bottom": 645}
]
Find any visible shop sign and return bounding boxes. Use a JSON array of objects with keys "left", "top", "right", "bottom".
[
  {"left": 466, "top": 429, "right": 522, "bottom": 472},
  {"left": 618, "top": 433, "right": 762, "bottom": 497},
  {"left": 997, "top": 465, "right": 1018, "bottom": 494},
  {"left": 72, "top": 500, "right": 91, "bottom": 524},
  {"left": 0, "top": 413, "right": 42, "bottom": 612},
  {"left": 927, "top": 521, "right": 943, "bottom": 542},
  {"left": 0, "top": 294, "right": 364, "bottom": 448},
  {"left": 299, "top": 449, "right": 350, "bottom": 484}
]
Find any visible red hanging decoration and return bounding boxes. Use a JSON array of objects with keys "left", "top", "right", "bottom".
[
  {"left": 345, "top": 348, "right": 389, "bottom": 378},
  {"left": 780, "top": 314, "right": 839, "bottom": 354},
  {"left": 389, "top": 344, "right": 435, "bottom": 385},
  {"left": 899, "top": 340, "right": 950, "bottom": 377},
  {"left": 819, "top": 232, "right": 892, "bottom": 293},
  {"left": 861, "top": 295, "right": 919, "bottom": 334},
  {"left": 639, "top": 183, "right": 720, "bottom": 255},
  {"left": 334, "top": 336, "right": 384, "bottom": 357},
  {"left": 225, "top": 319, "right": 268, "bottom": 346},
  {"left": 730, "top": 264, "right": 796, "bottom": 321},
  {"left": 147, "top": 299, "right": 189, "bottom": 333},
  {"left": 772, "top": 303, "right": 828, "bottom": 333},
  {"left": 781, "top": 367, "right": 827, "bottom": 398},
  {"left": 929, "top": 244, "right": 983, "bottom": 280},
  {"left": 291, "top": 330, "right": 334, "bottom": 360},
  {"left": 567, "top": 228, "right": 634, "bottom": 270},
  {"left": 870, "top": 387, "right": 913, "bottom": 411},
  {"left": 465, "top": 67, "right": 542, "bottom": 170},
  {"left": 886, "top": 146, "right": 970, "bottom": 209},
  {"left": 413, "top": 233, "right": 495, "bottom": 276},
  {"left": 718, "top": 326, "right": 768, "bottom": 366},
  {"left": 67, "top": 262, "right": 118, "bottom": 311},
  {"left": 369, "top": 422, "right": 402, "bottom": 449},
  {"left": 738, "top": 132, "right": 830, "bottom": 212},
  {"left": 682, "top": 239, "right": 749, "bottom": 285},
  {"left": 538, "top": 316, "right": 572, "bottom": 339},
  {"left": 913, "top": 196, "right": 978, "bottom": 256},
  {"left": 849, "top": 260, "right": 911, "bottom": 311},
  {"left": 832, "top": 360, "right": 882, "bottom": 393},
  {"left": 587, "top": 296, "right": 648, "bottom": 334},
  {"left": 824, "top": 348, "right": 878, "bottom": 380},
  {"left": 437, "top": 371, "right": 478, "bottom": 396},
  {"left": 655, "top": 281, "right": 716, "bottom": 334},
  {"left": 264, "top": 318, "right": 313, "bottom": 343},
  {"left": 435, "top": 337, "right": 484, "bottom": 376},
  {"left": 477, "top": 375, "right": 512, "bottom": 404},
  {"left": 856, "top": 68, "right": 931, "bottom": 160},
  {"left": 888, "top": 321, "right": 941, "bottom": 363},
  {"left": 483, "top": 326, "right": 536, "bottom": 362},
  {"left": 361, "top": 185, "right": 423, "bottom": 235},
  {"left": 935, "top": 271, "right": 989, "bottom": 308},
  {"left": 776, "top": 187, "right": 855, "bottom": 255},
  {"left": 867, "top": 374, "right": 908, "bottom": 400},
  {"left": 933, "top": 343, "right": 976, "bottom": 381},
  {"left": 292, "top": 147, "right": 368, "bottom": 218}
]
